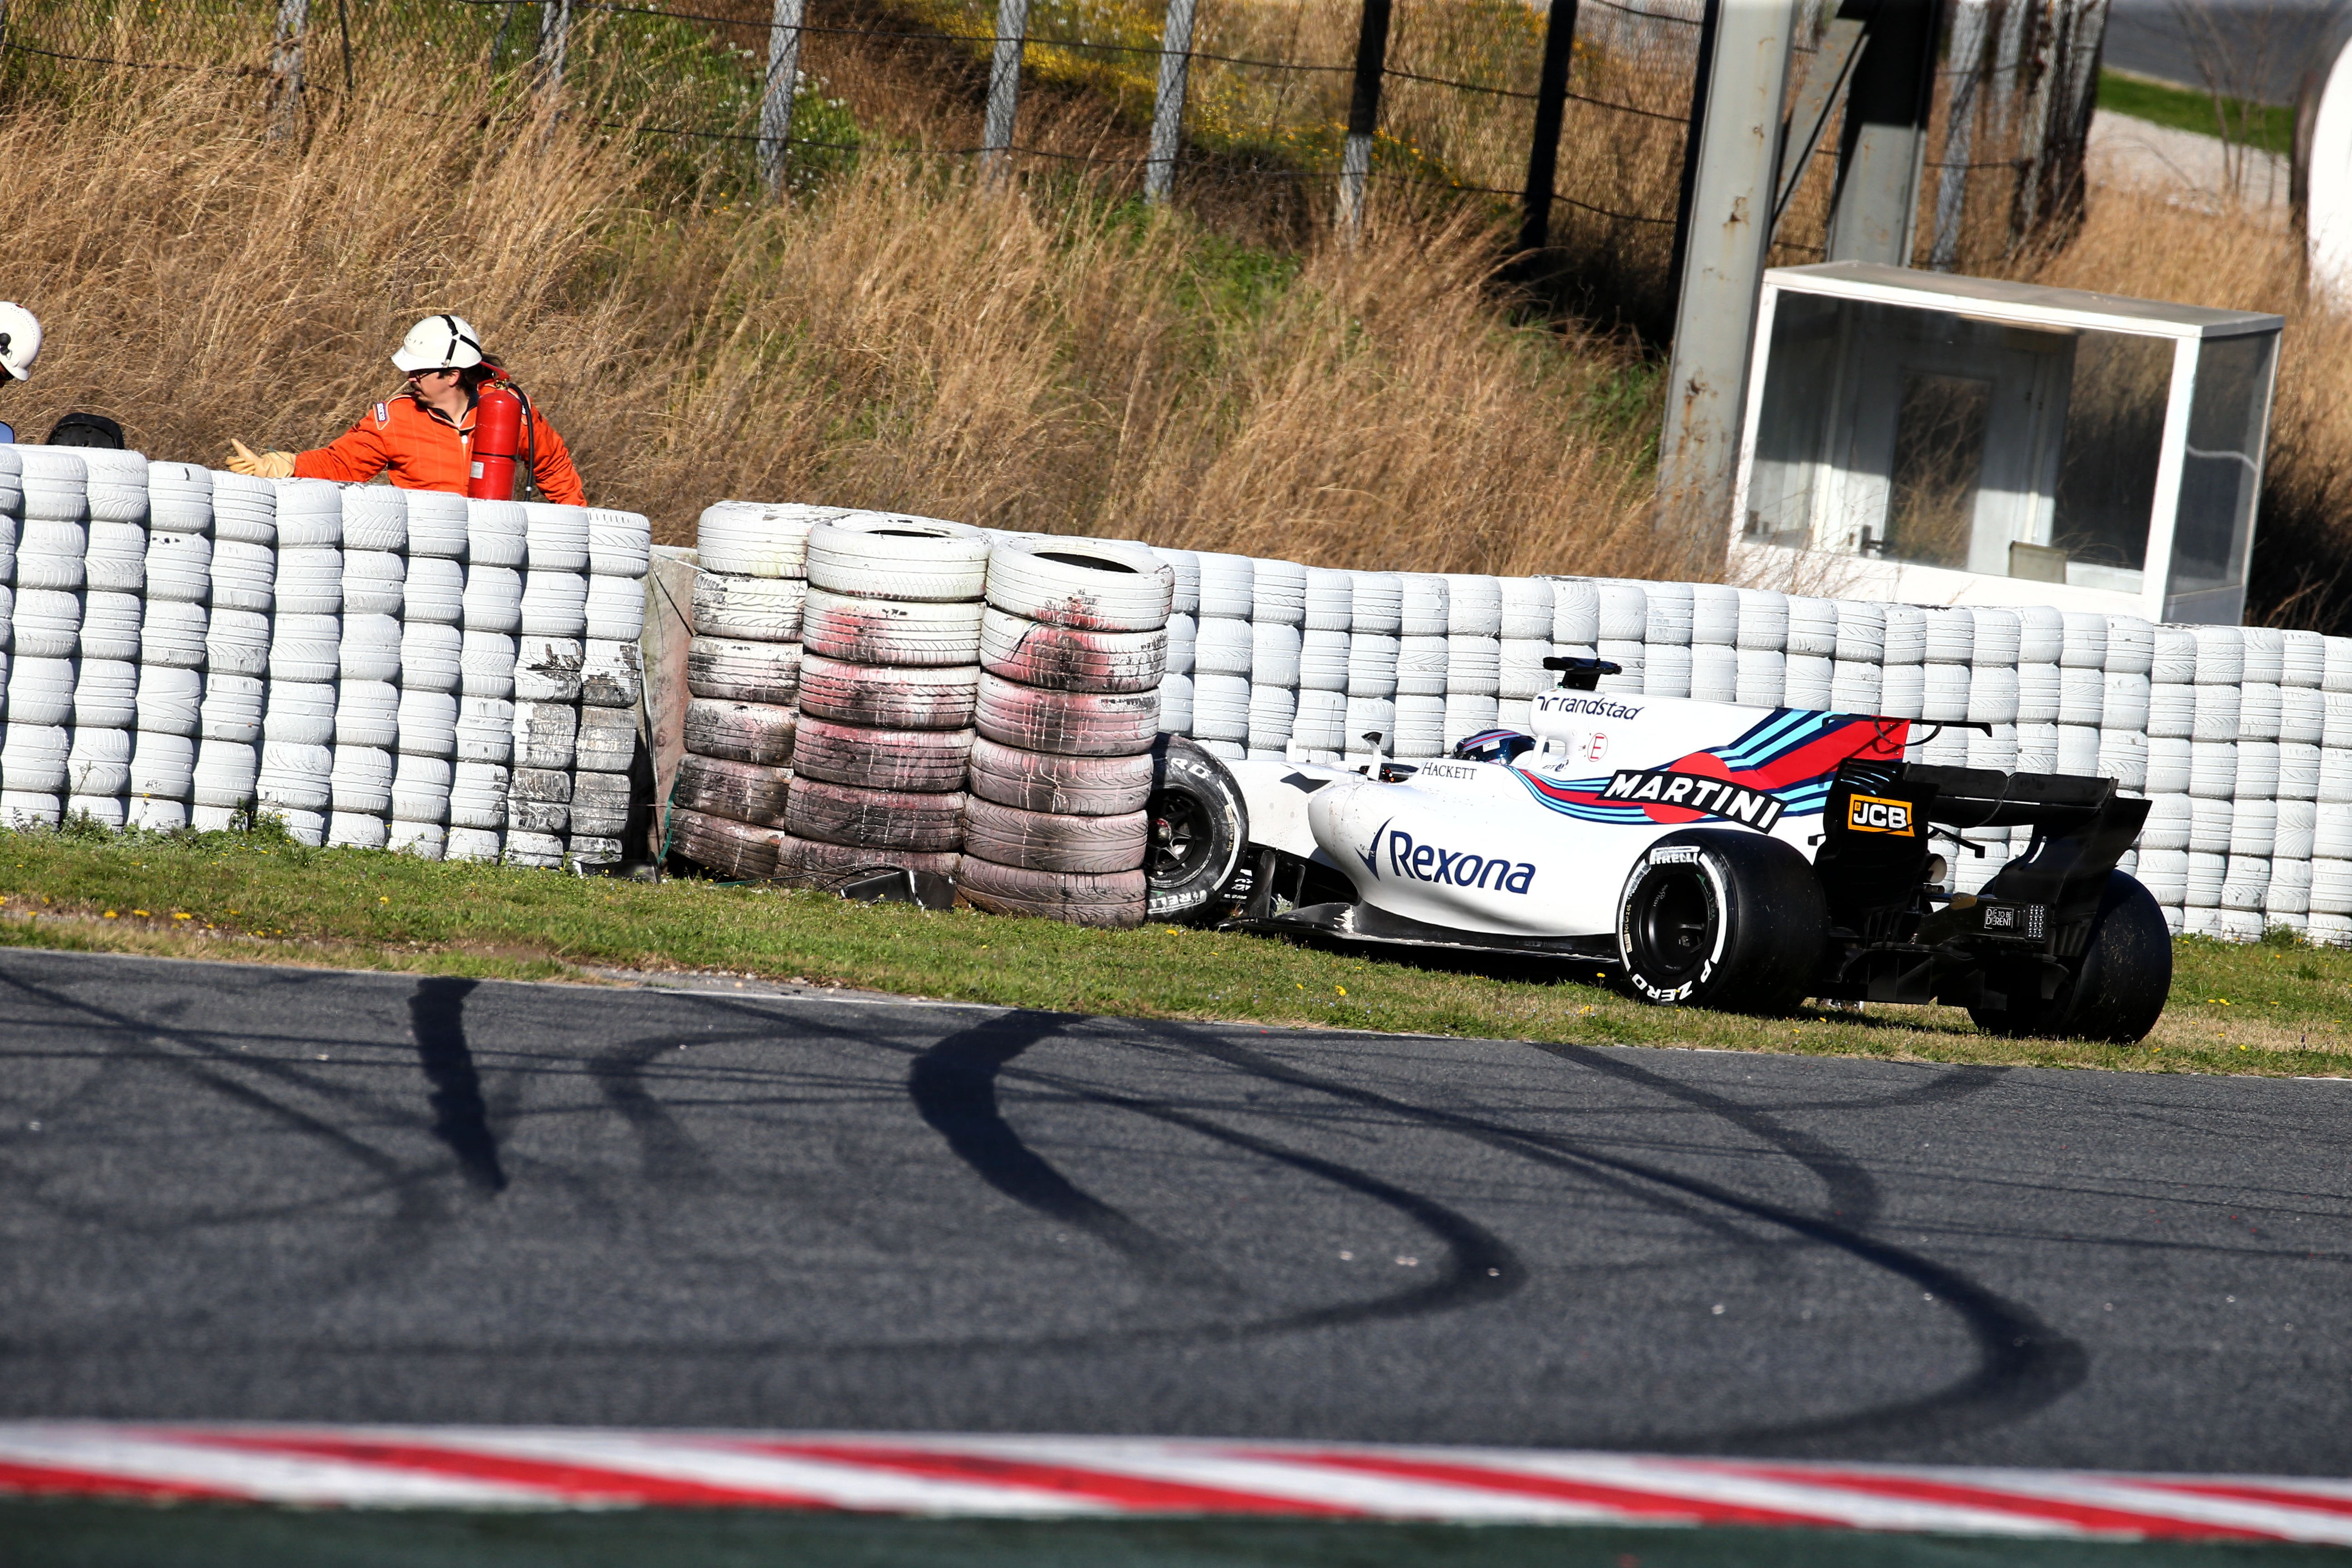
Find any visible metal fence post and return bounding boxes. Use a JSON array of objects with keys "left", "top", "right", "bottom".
[
  {"left": 539, "top": 0, "right": 576, "bottom": 95},
  {"left": 981, "top": 0, "right": 1030, "bottom": 177},
  {"left": 1930, "top": 0, "right": 1990, "bottom": 270},
  {"left": 1335, "top": 0, "right": 1393, "bottom": 237},
  {"left": 1656, "top": 0, "right": 1799, "bottom": 559},
  {"left": 270, "top": 0, "right": 309, "bottom": 139},
  {"left": 1821, "top": 0, "right": 1940, "bottom": 265},
  {"left": 1517, "top": 0, "right": 1580, "bottom": 257},
  {"left": 1144, "top": 0, "right": 1199, "bottom": 203},
  {"left": 758, "top": 0, "right": 808, "bottom": 198}
]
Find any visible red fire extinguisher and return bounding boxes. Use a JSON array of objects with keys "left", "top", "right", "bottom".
[{"left": 468, "top": 383, "right": 526, "bottom": 501}]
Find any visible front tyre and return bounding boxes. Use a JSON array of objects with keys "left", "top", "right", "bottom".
[
  {"left": 1969, "top": 871, "right": 2171, "bottom": 1043},
  {"left": 1617, "top": 830, "right": 1828, "bottom": 1014},
  {"left": 1144, "top": 735, "right": 1247, "bottom": 924}
]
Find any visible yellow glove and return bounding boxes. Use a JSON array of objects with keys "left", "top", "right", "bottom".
[{"left": 226, "top": 440, "right": 297, "bottom": 479}]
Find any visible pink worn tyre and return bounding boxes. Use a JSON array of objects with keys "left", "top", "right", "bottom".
[
  {"left": 802, "top": 589, "right": 984, "bottom": 667},
  {"left": 974, "top": 672, "right": 1157, "bottom": 757},
  {"left": 966, "top": 737, "right": 1152, "bottom": 816},
  {"left": 784, "top": 776, "right": 966, "bottom": 851},
  {"left": 683, "top": 698, "right": 797, "bottom": 766},
  {"left": 797, "top": 655, "right": 979, "bottom": 731},
  {"left": 792, "top": 719, "right": 975, "bottom": 794},
  {"left": 962, "top": 797, "right": 1147, "bottom": 874},
  {"left": 979, "top": 608, "right": 1166, "bottom": 693},
  {"left": 774, "top": 833, "right": 962, "bottom": 887},
  {"left": 671, "top": 807, "right": 784, "bottom": 878},
  {"left": 674, "top": 754, "right": 791, "bottom": 827},
  {"left": 957, "top": 857, "right": 1147, "bottom": 928}
]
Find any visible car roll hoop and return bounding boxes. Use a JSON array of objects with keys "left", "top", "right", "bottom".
[{"left": 1539, "top": 656, "right": 1622, "bottom": 691}]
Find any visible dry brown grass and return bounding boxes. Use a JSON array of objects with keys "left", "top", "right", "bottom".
[
  {"left": 11, "top": 10, "right": 2347, "bottom": 617},
  {"left": 0, "top": 38, "right": 1673, "bottom": 579}
]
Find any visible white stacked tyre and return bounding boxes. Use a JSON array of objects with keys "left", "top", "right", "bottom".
[
  {"left": 4, "top": 449, "right": 88, "bottom": 826},
  {"left": 1392, "top": 573, "right": 1449, "bottom": 758},
  {"left": 62, "top": 447, "right": 147, "bottom": 828},
  {"left": 133, "top": 461, "right": 212, "bottom": 829},
  {"left": 1189, "top": 553, "right": 1253, "bottom": 760},
  {"left": 1344, "top": 570, "right": 1402, "bottom": 763},
  {"left": 500, "top": 502, "right": 592, "bottom": 868},
  {"left": 1441, "top": 573, "right": 1502, "bottom": 749},
  {"left": 252, "top": 477, "right": 342, "bottom": 844},
  {"left": 2272, "top": 629, "right": 2326, "bottom": 936},
  {"left": 402, "top": 492, "right": 471, "bottom": 856},
  {"left": 961, "top": 537, "right": 1171, "bottom": 929},
  {"left": 1247, "top": 559, "right": 1306, "bottom": 760},
  {"left": 776, "top": 514, "right": 986, "bottom": 886},
  {"left": 1293, "top": 566, "right": 1352, "bottom": 756},
  {"left": 671, "top": 503, "right": 835, "bottom": 880},
  {"left": 573, "top": 507, "right": 653, "bottom": 868},
  {"left": 2315, "top": 635, "right": 2352, "bottom": 944},
  {"left": 193, "top": 471, "right": 274, "bottom": 830},
  {"left": 327, "top": 484, "right": 407, "bottom": 851},
  {"left": 1149, "top": 547, "right": 1199, "bottom": 736}
]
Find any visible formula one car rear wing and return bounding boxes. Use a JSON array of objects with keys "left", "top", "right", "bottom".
[{"left": 1812, "top": 758, "right": 2151, "bottom": 1004}]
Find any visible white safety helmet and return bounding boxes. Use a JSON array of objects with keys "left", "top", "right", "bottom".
[
  {"left": 0, "top": 302, "right": 42, "bottom": 382},
  {"left": 391, "top": 313, "right": 485, "bottom": 374}
]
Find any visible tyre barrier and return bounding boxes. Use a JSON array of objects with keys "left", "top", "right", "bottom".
[
  {"left": 665, "top": 505, "right": 815, "bottom": 872},
  {"left": 782, "top": 777, "right": 967, "bottom": 853},
  {"left": 773, "top": 832, "right": 962, "bottom": 887},
  {"left": 961, "top": 798, "right": 1149, "bottom": 875},
  {"left": 793, "top": 718, "right": 975, "bottom": 794},
  {"left": 956, "top": 858, "right": 1148, "bottom": 929},
  {"left": 801, "top": 589, "right": 984, "bottom": 667},
  {"left": 688, "top": 637, "right": 801, "bottom": 705},
  {"left": 675, "top": 753, "right": 791, "bottom": 826},
  {"left": 942, "top": 542, "right": 1173, "bottom": 926},
  {"left": 63, "top": 476, "right": 2275, "bottom": 944},
  {"left": 966, "top": 736, "right": 1153, "bottom": 816},
  {"left": 774, "top": 522, "right": 986, "bottom": 874},
  {"left": 0, "top": 459, "right": 651, "bottom": 867},
  {"left": 974, "top": 674, "right": 1160, "bottom": 759}
]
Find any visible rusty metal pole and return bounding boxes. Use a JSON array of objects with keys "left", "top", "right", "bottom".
[{"left": 1656, "top": 0, "right": 1801, "bottom": 564}]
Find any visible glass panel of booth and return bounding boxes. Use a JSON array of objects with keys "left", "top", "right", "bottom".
[
  {"left": 2168, "top": 332, "right": 2276, "bottom": 600},
  {"left": 1746, "top": 291, "right": 2170, "bottom": 595}
]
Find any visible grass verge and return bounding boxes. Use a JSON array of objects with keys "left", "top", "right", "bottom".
[
  {"left": 2097, "top": 68, "right": 2293, "bottom": 157},
  {"left": 1, "top": 825, "right": 2347, "bottom": 1079}
]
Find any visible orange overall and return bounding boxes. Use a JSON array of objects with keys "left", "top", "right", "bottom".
[{"left": 292, "top": 388, "right": 587, "bottom": 505}]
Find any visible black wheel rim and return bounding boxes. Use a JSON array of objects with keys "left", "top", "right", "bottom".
[
  {"left": 1627, "top": 864, "right": 1716, "bottom": 984},
  {"left": 1146, "top": 789, "right": 1210, "bottom": 888}
]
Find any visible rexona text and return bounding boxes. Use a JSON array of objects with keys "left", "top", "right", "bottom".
[
  {"left": 1601, "top": 769, "right": 1788, "bottom": 831},
  {"left": 1378, "top": 829, "right": 1538, "bottom": 893}
]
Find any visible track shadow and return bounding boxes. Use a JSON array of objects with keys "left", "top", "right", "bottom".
[{"left": 409, "top": 976, "right": 505, "bottom": 1194}]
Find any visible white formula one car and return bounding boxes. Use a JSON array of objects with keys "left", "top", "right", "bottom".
[{"left": 1143, "top": 658, "right": 2169, "bottom": 1041}]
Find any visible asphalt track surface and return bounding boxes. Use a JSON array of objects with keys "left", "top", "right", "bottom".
[{"left": 2, "top": 947, "right": 2350, "bottom": 1485}]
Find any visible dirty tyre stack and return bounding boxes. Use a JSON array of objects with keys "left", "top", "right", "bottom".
[
  {"left": 956, "top": 537, "right": 1172, "bottom": 929},
  {"left": 669, "top": 501, "right": 830, "bottom": 878},
  {"left": 775, "top": 514, "right": 987, "bottom": 884}
]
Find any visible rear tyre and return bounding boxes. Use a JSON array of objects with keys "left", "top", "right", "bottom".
[
  {"left": 1143, "top": 735, "right": 1247, "bottom": 924},
  {"left": 1617, "top": 829, "right": 1828, "bottom": 1014},
  {"left": 1968, "top": 871, "right": 2171, "bottom": 1043}
]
